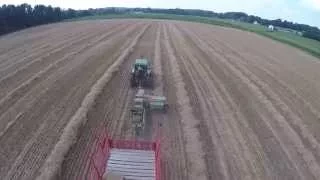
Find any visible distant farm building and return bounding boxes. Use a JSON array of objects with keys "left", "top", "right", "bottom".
[
  {"left": 267, "top": 25, "right": 275, "bottom": 31},
  {"left": 253, "top": 21, "right": 259, "bottom": 25}
]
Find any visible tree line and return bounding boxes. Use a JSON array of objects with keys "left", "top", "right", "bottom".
[
  {"left": 0, "top": 4, "right": 88, "bottom": 35},
  {"left": 1, "top": 4, "right": 319, "bottom": 42},
  {"left": 89, "top": 7, "right": 320, "bottom": 41},
  {"left": 125, "top": 8, "right": 320, "bottom": 41}
]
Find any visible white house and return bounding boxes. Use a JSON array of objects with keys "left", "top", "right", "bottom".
[
  {"left": 253, "top": 21, "right": 259, "bottom": 25},
  {"left": 267, "top": 25, "right": 275, "bottom": 31}
]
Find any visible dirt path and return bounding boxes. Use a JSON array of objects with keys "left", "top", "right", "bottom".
[{"left": 1, "top": 20, "right": 320, "bottom": 180}]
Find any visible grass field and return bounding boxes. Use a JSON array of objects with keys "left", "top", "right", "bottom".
[
  {"left": 230, "top": 21, "right": 320, "bottom": 58},
  {"left": 67, "top": 13, "right": 320, "bottom": 59}
]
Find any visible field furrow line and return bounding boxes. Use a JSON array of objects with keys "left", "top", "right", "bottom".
[
  {"left": 72, "top": 57, "right": 136, "bottom": 178},
  {"left": 0, "top": 25, "right": 72, "bottom": 59},
  {"left": 203, "top": 37, "right": 305, "bottom": 179},
  {"left": 2, "top": 24, "right": 146, "bottom": 180},
  {"left": 0, "top": 23, "right": 140, "bottom": 177},
  {"left": 177, "top": 24, "right": 260, "bottom": 178},
  {"left": 153, "top": 23, "right": 163, "bottom": 95},
  {"left": 0, "top": 24, "right": 136, "bottom": 136},
  {"left": 163, "top": 23, "right": 207, "bottom": 180},
  {"left": 2, "top": 20, "right": 320, "bottom": 180},
  {"left": 201, "top": 33, "right": 320, "bottom": 179},
  {"left": 0, "top": 23, "right": 127, "bottom": 99},
  {"left": 150, "top": 23, "right": 166, "bottom": 140},
  {"left": 35, "top": 24, "right": 150, "bottom": 180},
  {"left": 0, "top": 22, "right": 106, "bottom": 61},
  {"left": 0, "top": 23, "right": 107, "bottom": 74},
  {"left": 179, "top": 24, "right": 299, "bottom": 179},
  {"left": 234, "top": 49, "right": 320, "bottom": 121},
  {"left": 171, "top": 23, "right": 253, "bottom": 180},
  {"left": 66, "top": 23, "right": 151, "bottom": 179},
  {"left": 160, "top": 24, "right": 188, "bottom": 180},
  {"left": 0, "top": 27, "right": 90, "bottom": 69},
  {"left": 228, "top": 48, "right": 320, "bottom": 161},
  {"left": 0, "top": 22, "right": 134, "bottom": 118},
  {"left": 209, "top": 37, "right": 320, "bottom": 174},
  {"left": 179, "top": 24, "right": 275, "bottom": 179}
]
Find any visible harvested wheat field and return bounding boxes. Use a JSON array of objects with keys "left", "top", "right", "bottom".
[{"left": 1, "top": 19, "right": 320, "bottom": 180}]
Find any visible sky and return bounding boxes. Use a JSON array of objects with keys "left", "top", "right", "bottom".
[{"left": 1, "top": 0, "right": 319, "bottom": 27}]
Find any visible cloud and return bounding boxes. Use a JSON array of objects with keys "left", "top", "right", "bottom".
[{"left": 301, "top": 0, "right": 320, "bottom": 10}]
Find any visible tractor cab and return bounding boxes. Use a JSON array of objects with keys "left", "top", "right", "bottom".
[
  {"left": 131, "top": 58, "right": 153, "bottom": 88},
  {"left": 132, "top": 59, "right": 148, "bottom": 74}
]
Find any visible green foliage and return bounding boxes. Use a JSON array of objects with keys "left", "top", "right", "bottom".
[
  {"left": 303, "top": 30, "right": 320, "bottom": 41},
  {"left": 1, "top": 4, "right": 319, "bottom": 59},
  {"left": 2, "top": 4, "right": 320, "bottom": 42},
  {"left": 0, "top": 4, "right": 88, "bottom": 35},
  {"left": 228, "top": 21, "right": 320, "bottom": 58},
  {"left": 72, "top": 7, "right": 320, "bottom": 42}
]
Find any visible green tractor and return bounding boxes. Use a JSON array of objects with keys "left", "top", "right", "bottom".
[{"left": 131, "top": 58, "right": 153, "bottom": 88}]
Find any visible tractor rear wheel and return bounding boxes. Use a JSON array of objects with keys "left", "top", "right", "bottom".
[{"left": 131, "top": 78, "right": 136, "bottom": 87}]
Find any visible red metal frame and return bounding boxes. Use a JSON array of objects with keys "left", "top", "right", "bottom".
[
  {"left": 87, "top": 132, "right": 162, "bottom": 180},
  {"left": 155, "top": 138, "right": 161, "bottom": 180}
]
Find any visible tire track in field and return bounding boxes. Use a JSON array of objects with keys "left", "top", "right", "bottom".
[
  {"left": 2, "top": 22, "right": 142, "bottom": 177},
  {"left": 186, "top": 26, "right": 304, "bottom": 179},
  {"left": 122, "top": 25, "right": 159, "bottom": 140},
  {"left": 160, "top": 24, "right": 188, "bottom": 180},
  {"left": 234, "top": 48, "right": 320, "bottom": 125},
  {"left": 175, "top": 23, "right": 276, "bottom": 179},
  {"left": 0, "top": 23, "right": 127, "bottom": 100},
  {"left": 150, "top": 25, "right": 170, "bottom": 180},
  {"left": 0, "top": 23, "right": 145, "bottom": 179},
  {"left": 172, "top": 24, "right": 262, "bottom": 180},
  {"left": 4, "top": 20, "right": 320, "bottom": 180},
  {"left": 215, "top": 40, "right": 320, "bottom": 161},
  {"left": 0, "top": 21, "right": 107, "bottom": 62},
  {"left": 0, "top": 22, "right": 128, "bottom": 79},
  {"left": 170, "top": 23, "right": 250, "bottom": 180},
  {"left": 218, "top": 38, "right": 320, "bottom": 143},
  {"left": 59, "top": 31, "right": 138, "bottom": 179},
  {"left": 0, "top": 24, "right": 104, "bottom": 89},
  {"left": 118, "top": 23, "right": 158, "bottom": 140},
  {"left": 0, "top": 26, "right": 89, "bottom": 70},
  {"left": 209, "top": 39, "right": 320, "bottom": 179},
  {"left": 191, "top": 26, "right": 320, "bottom": 179},
  {"left": 191, "top": 25, "right": 320, "bottom": 129},
  {"left": 61, "top": 23, "right": 151, "bottom": 180},
  {"left": 149, "top": 22, "right": 165, "bottom": 141},
  {"left": 0, "top": 23, "right": 78, "bottom": 59},
  {"left": 0, "top": 24, "right": 134, "bottom": 136},
  {"left": 0, "top": 31, "right": 130, "bottom": 179},
  {"left": 163, "top": 23, "right": 207, "bottom": 180},
  {"left": 0, "top": 23, "right": 129, "bottom": 135},
  {"left": 0, "top": 23, "right": 104, "bottom": 74},
  {"left": 36, "top": 24, "right": 150, "bottom": 180},
  {"left": 51, "top": 23, "right": 151, "bottom": 180},
  {"left": 212, "top": 38, "right": 320, "bottom": 176}
]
